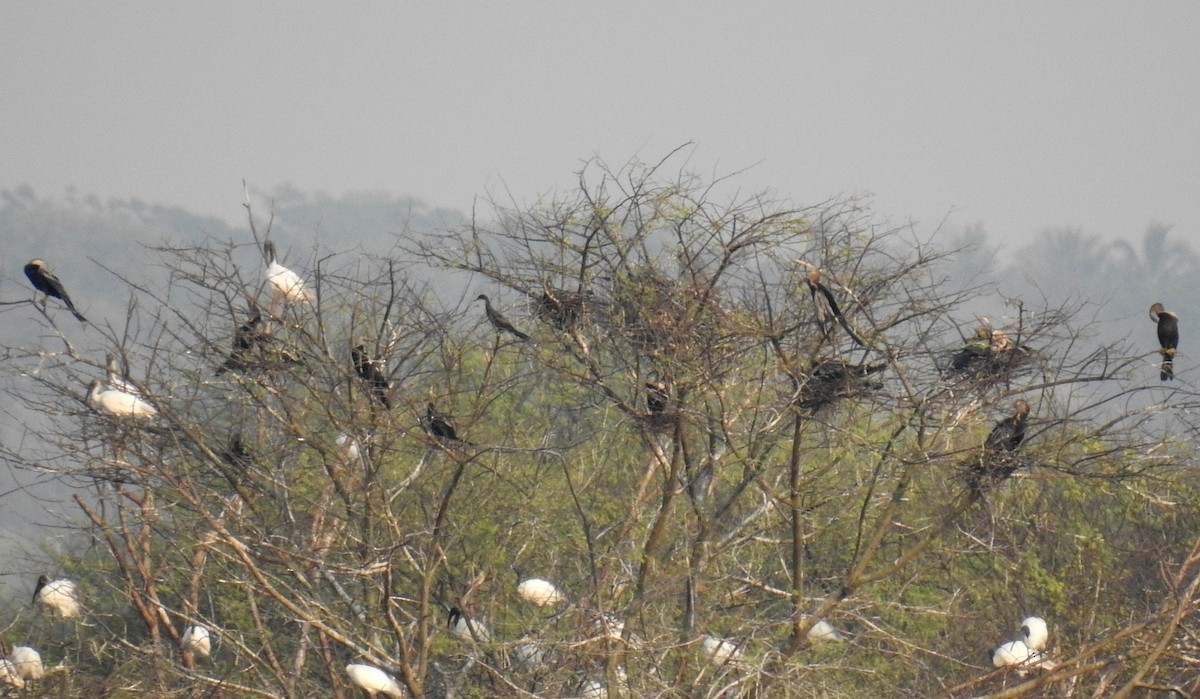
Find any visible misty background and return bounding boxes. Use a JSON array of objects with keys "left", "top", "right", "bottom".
[{"left": 2, "top": 3, "right": 1198, "bottom": 590}]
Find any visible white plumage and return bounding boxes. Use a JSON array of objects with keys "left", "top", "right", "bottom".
[
  {"left": 702, "top": 635, "right": 743, "bottom": 666},
  {"left": 264, "top": 241, "right": 314, "bottom": 303},
  {"left": 182, "top": 624, "right": 212, "bottom": 657},
  {"left": 0, "top": 658, "right": 24, "bottom": 690},
  {"left": 517, "top": 578, "right": 565, "bottom": 607},
  {"left": 807, "top": 619, "right": 846, "bottom": 643},
  {"left": 88, "top": 379, "right": 156, "bottom": 420},
  {"left": 9, "top": 646, "right": 43, "bottom": 681},
  {"left": 106, "top": 353, "right": 142, "bottom": 396},
  {"left": 448, "top": 608, "right": 491, "bottom": 642},
  {"left": 336, "top": 434, "right": 360, "bottom": 463},
  {"left": 578, "top": 679, "right": 606, "bottom": 699},
  {"left": 345, "top": 663, "right": 404, "bottom": 697},
  {"left": 992, "top": 639, "right": 1032, "bottom": 676},
  {"left": 1020, "top": 616, "right": 1048, "bottom": 651},
  {"left": 34, "top": 575, "right": 79, "bottom": 618},
  {"left": 514, "top": 636, "right": 545, "bottom": 670}
]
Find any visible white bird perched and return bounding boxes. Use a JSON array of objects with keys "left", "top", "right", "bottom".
[
  {"left": 105, "top": 353, "right": 142, "bottom": 396},
  {"left": 702, "top": 635, "right": 744, "bottom": 667},
  {"left": 87, "top": 379, "right": 157, "bottom": 420},
  {"left": 0, "top": 658, "right": 24, "bottom": 690},
  {"left": 181, "top": 624, "right": 212, "bottom": 658},
  {"left": 992, "top": 639, "right": 1032, "bottom": 676},
  {"left": 264, "top": 241, "right": 314, "bottom": 304},
  {"left": 1020, "top": 616, "right": 1048, "bottom": 651},
  {"left": 807, "top": 618, "right": 846, "bottom": 643},
  {"left": 447, "top": 607, "right": 491, "bottom": 642},
  {"left": 9, "top": 646, "right": 43, "bottom": 681},
  {"left": 345, "top": 663, "right": 404, "bottom": 698},
  {"left": 335, "top": 433, "right": 361, "bottom": 464},
  {"left": 578, "top": 679, "right": 606, "bottom": 699},
  {"left": 517, "top": 578, "right": 566, "bottom": 607},
  {"left": 33, "top": 575, "right": 79, "bottom": 618}
]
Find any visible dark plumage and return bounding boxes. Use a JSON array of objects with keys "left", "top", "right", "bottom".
[
  {"left": 795, "top": 360, "right": 887, "bottom": 412},
  {"left": 1150, "top": 303, "right": 1179, "bottom": 381},
  {"left": 31, "top": 575, "right": 48, "bottom": 605},
  {"left": 803, "top": 264, "right": 865, "bottom": 348},
  {"left": 534, "top": 287, "right": 587, "bottom": 328},
  {"left": 645, "top": 381, "right": 670, "bottom": 415},
  {"left": 24, "top": 259, "right": 87, "bottom": 323},
  {"left": 477, "top": 294, "right": 530, "bottom": 340},
  {"left": 985, "top": 399, "right": 1031, "bottom": 452},
  {"left": 216, "top": 308, "right": 264, "bottom": 375},
  {"left": 351, "top": 342, "right": 393, "bottom": 409},
  {"left": 423, "top": 401, "right": 461, "bottom": 442}
]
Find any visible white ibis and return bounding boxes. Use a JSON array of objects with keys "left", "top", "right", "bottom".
[
  {"left": 992, "top": 639, "right": 1032, "bottom": 676},
  {"left": 1020, "top": 616, "right": 1048, "bottom": 652},
  {"left": 24, "top": 258, "right": 87, "bottom": 323},
  {"left": 447, "top": 607, "right": 490, "bottom": 642},
  {"left": 0, "top": 658, "right": 24, "bottom": 690},
  {"left": 87, "top": 379, "right": 156, "bottom": 420},
  {"left": 8, "top": 646, "right": 42, "bottom": 681},
  {"left": 33, "top": 575, "right": 79, "bottom": 618},
  {"left": 264, "top": 241, "right": 314, "bottom": 304},
  {"left": 181, "top": 624, "right": 212, "bottom": 657},
  {"left": 336, "top": 434, "right": 361, "bottom": 463},
  {"left": 517, "top": 578, "right": 565, "bottom": 607},
  {"left": 345, "top": 663, "right": 404, "bottom": 698},
  {"left": 701, "top": 635, "right": 743, "bottom": 666},
  {"left": 807, "top": 619, "right": 846, "bottom": 643},
  {"left": 105, "top": 354, "right": 141, "bottom": 396}
]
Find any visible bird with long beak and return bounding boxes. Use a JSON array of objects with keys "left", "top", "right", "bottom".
[
  {"left": 87, "top": 379, "right": 157, "bottom": 420},
  {"left": 477, "top": 294, "right": 530, "bottom": 340},
  {"left": 1150, "top": 302, "right": 1179, "bottom": 381},
  {"left": 801, "top": 261, "right": 865, "bottom": 348},
  {"left": 24, "top": 259, "right": 87, "bottom": 323}
]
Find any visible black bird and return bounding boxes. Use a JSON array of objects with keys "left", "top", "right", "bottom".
[
  {"left": 24, "top": 259, "right": 87, "bottom": 323},
  {"left": 216, "top": 308, "right": 264, "bottom": 375},
  {"left": 351, "top": 341, "right": 393, "bottom": 409},
  {"left": 802, "top": 263, "right": 865, "bottom": 348},
  {"left": 477, "top": 294, "right": 530, "bottom": 340},
  {"left": 423, "top": 401, "right": 461, "bottom": 442},
  {"left": 645, "top": 380, "right": 670, "bottom": 415},
  {"left": 985, "top": 399, "right": 1031, "bottom": 453},
  {"left": 1150, "top": 303, "right": 1179, "bottom": 381}
]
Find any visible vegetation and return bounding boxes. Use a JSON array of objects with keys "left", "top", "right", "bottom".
[{"left": 2, "top": 153, "right": 1200, "bottom": 698}]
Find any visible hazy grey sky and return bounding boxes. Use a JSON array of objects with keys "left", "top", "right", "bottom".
[{"left": 4, "top": 2, "right": 1198, "bottom": 244}]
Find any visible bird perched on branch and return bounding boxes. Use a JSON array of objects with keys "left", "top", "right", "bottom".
[
  {"left": 423, "top": 401, "right": 464, "bottom": 443},
  {"left": 9, "top": 646, "right": 43, "bottom": 682},
  {"left": 33, "top": 575, "right": 79, "bottom": 618},
  {"left": 351, "top": 341, "right": 393, "bottom": 409},
  {"left": 801, "top": 262, "right": 865, "bottom": 348},
  {"left": 985, "top": 399, "right": 1031, "bottom": 453},
  {"left": 24, "top": 259, "right": 87, "bottom": 323},
  {"left": 106, "top": 353, "right": 141, "bottom": 395},
  {"left": 517, "top": 578, "right": 566, "bottom": 607},
  {"left": 477, "top": 294, "right": 530, "bottom": 340},
  {"left": 181, "top": 625, "right": 212, "bottom": 658},
  {"left": 447, "top": 606, "right": 491, "bottom": 641},
  {"left": 87, "top": 379, "right": 157, "bottom": 420},
  {"left": 216, "top": 307, "right": 264, "bottom": 375},
  {"left": 1150, "top": 302, "right": 1179, "bottom": 381},
  {"left": 345, "top": 663, "right": 404, "bottom": 698},
  {"left": 264, "top": 241, "right": 314, "bottom": 303}
]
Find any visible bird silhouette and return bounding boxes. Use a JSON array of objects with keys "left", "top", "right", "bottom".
[
  {"left": 351, "top": 341, "right": 393, "bottom": 409},
  {"left": 1150, "top": 302, "right": 1179, "bottom": 381},
  {"left": 24, "top": 259, "right": 87, "bottom": 323}
]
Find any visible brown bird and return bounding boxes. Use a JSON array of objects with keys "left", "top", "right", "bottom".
[
  {"left": 351, "top": 341, "right": 393, "bottom": 409},
  {"left": 1150, "top": 303, "right": 1179, "bottom": 381},
  {"left": 985, "top": 399, "right": 1031, "bottom": 453},
  {"left": 24, "top": 259, "right": 86, "bottom": 323},
  {"left": 477, "top": 294, "right": 530, "bottom": 340}
]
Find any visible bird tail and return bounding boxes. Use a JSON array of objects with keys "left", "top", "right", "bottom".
[
  {"left": 1161, "top": 350, "right": 1175, "bottom": 381},
  {"left": 68, "top": 305, "right": 87, "bottom": 324}
]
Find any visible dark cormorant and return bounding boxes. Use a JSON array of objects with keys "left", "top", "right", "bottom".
[
  {"left": 802, "top": 264, "right": 865, "bottom": 348},
  {"left": 1150, "top": 303, "right": 1179, "bottom": 381},
  {"left": 351, "top": 342, "right": 393, "bottom": 409},
  {"left": 985, "top": 399, "right": 1031, "bottom": 452},
  {"left": 24, "top": 259, "right": 87, "bottom": 323},
  {"left": 423, "top": 401, "right": 461, "bottom": 442}
]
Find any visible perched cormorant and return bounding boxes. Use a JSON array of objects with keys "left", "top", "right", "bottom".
[
  {"left": 477, "top": 294, "right": 530, "bottom": 340},
  {"left": 351, "top": 341, "right": 393, "bottom": 409},
  {"left": 802, "top": 263, "right": 865, "bottom": 348},
  {"left": 216, "top": 308, "right": 264, "bottom": 375},
  {"left": 423, "top": 401, "right": 461, "bottom": 442},
  {"left": 24, "top": 259, "right": 87, "bottom": 323},
  {"left": 645, "top": 380, "right": 670, "bottom": 415},
  {"left": 1150, "top": 302, "right": 1179, "bottom": 381},
  {"left": 985, "top": 399, "right": 1031, "bottom": 452}
]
